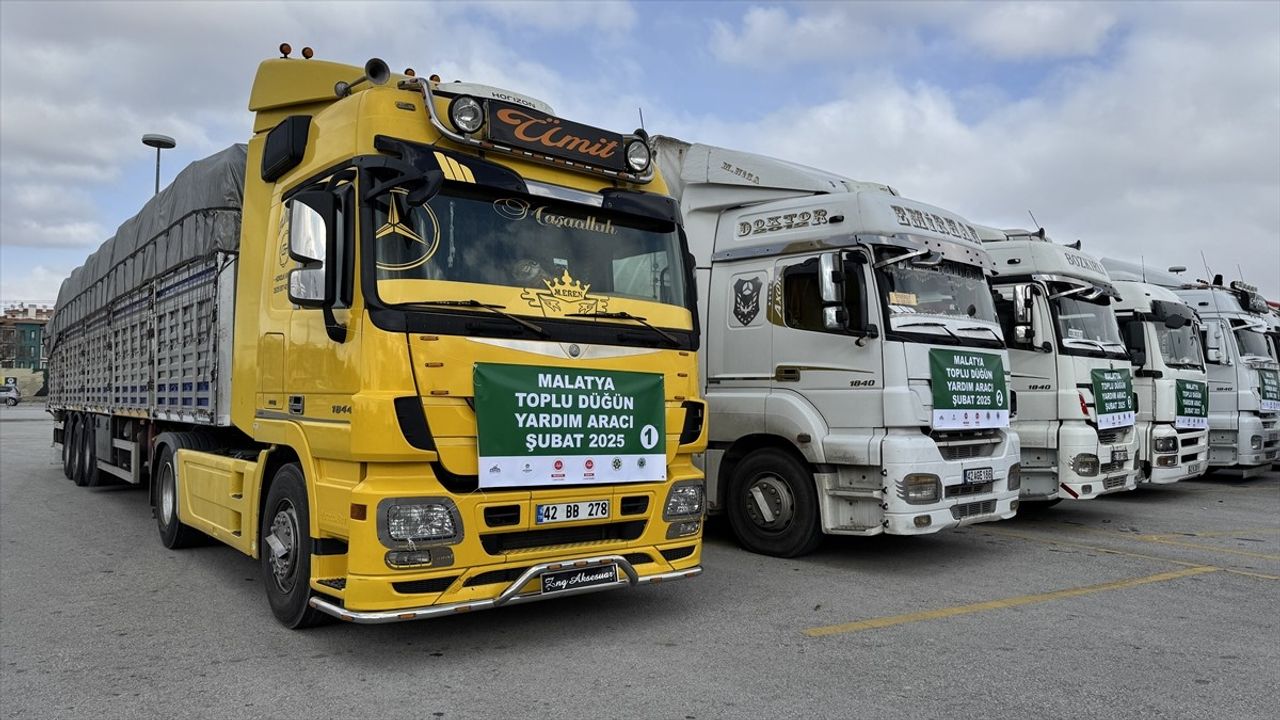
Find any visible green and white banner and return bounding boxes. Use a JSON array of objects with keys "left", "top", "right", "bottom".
[
  {"left": 1091, "top": 368, "right": 1136, "bottom": 429},
  {"left": 1260, "top": 368, "right": 1280, "bottom": 413},
  {"left": 474, "top": 363, "right": 666, "bottom": 488},
  {"left": 929, "top": 349, "right": 1009, "bottom": 430},
  {"left": 1175, "top": 378, "right": 1209, "bottom": 429}
]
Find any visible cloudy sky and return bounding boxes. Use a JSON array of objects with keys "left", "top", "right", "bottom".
[{"left": 2, "top": 0, "right": 1278, "bottom": 304}]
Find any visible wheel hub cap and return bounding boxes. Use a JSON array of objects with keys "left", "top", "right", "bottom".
[
  {"left": 745, "top": 474, "right": 794, "bottom": 531},
  {"left": 267, "top": 502, "right": 300, "bottom": 592}
]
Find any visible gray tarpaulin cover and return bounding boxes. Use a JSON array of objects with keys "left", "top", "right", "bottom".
[{"left": 48, "top": 144, "right": 247, "bottom": 343}]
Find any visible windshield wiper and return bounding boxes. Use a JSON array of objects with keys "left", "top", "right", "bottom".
[
  {"left": 1062, "top": 337, "right": 1109, "bottom": 355},
  {"left": 402, "top": 299, "right": 549, "bottom": 338},
  {"left": 565, "top": 310, "right": 680, "bottom": 347},
  {"left": 898, "top": 321, "right": 961, "bottom": 342},
  {"left": 959, "top": 325, "right": 1003, "bottom": 342}
]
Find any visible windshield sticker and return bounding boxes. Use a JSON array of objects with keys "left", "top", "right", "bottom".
[
  {"left": 732, "top": 276, "right": 764, "bottom": 326},
  {"left": 521, "top": 269, "right": 609, "bottom": 317},
  {"left": 1091, "top": 369, "right": 1136, "bottom": 429},
  {"left": 375, "top": 189, "right": 441, "bottom": 272},
  {"left": 1068, "top": 328, "right": 1084, "bottom": 339},
  {"left": 889, "top": 291, "right": 918, "bottom": 307},
  {"left": 929, "top": 350, "right": 1009, "bottom": 430},
  {"left": 474, "top": 364, "right": 665, "bottom": 488},
  {"left": 1260, "top": 369, "right": 1280, "bottom": 412},
  {"left": 1175, "top": 379, "right": 1209, "bottom": 429},
  {"left": 493, "top": 197, "right": 617, "bottom": 235}
]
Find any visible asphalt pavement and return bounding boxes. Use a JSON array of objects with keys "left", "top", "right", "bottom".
[{"left": 2, "top": 403, "right": 1278, "bottom": 719}]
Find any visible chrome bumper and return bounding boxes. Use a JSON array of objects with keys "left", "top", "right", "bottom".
[{"left": 308, "top": 554, "right": 702, "bottom": 624}]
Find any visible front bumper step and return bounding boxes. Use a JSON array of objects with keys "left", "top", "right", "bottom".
[{"left": 308, "top": 554, "right": 702, "bottom": 624}]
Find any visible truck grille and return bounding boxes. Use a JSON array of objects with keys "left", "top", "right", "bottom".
[
  {"left": 1100, "top": 460, "right": 1127, "bottom": 474},
  {"left": 946, "top": 481, "right": 993, "bottom": 498},
  {"left": 480, "top": 520, "right": 646, "bottom": 555},
  {"left": 930, "top": 429, "right": 1001, "bottom": 461},
  {"left": 1103, "top": 475, "right": 1127, "bottom": 490},
  {"left": 1097, "top": 428, "right": 1129, "bottom": 445},
  {"left": 951, "top": 500, "right": 996, "bottom": 520}
]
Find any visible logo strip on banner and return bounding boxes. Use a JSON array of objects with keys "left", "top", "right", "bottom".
[
  {"left": 1175, "top": 378, "right": 1209, "bottom": 429},
  {"left": 474, "top": 363, "right": 666, "bottom": 489},
  {"left": 1091, "top": 368, "right": 1136, "bottom": 429},
  {"left": 929, "top": 349, "right": 1010, "bottom": 430}
]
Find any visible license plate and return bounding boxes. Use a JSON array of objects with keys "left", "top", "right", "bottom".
[
  {"left": 535, "top": 499, "right": 610, "bottom": 525},
  {"left": 540, "top": 564, "right": 619, "bottom": 594},
  {"left": 1112, "top": 449, "right": 1129, "bottom": 464},
  {"left": 1188, "top": 462, "right": 1203, "bottom": 475},
  {"left": 964, "top": 467, "right": 993, "bottom": 484}
]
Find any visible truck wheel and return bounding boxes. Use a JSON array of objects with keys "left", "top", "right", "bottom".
[
  {"left": 154, "top": 444, "right": 204, "bottom": 549},
  {"left": 4, "top": 398, "right": 15, "bottom": 407},
  {"left": 727, "top": 448, "right": 823, "bottom": 557},
  {"left": 61, "top": 417, "right": 76, "bottom": 479},
  {"left": 77, "top": 416, "right": 100, "bottom": 487},
  {"left": 68, "top": 415, "right": 85, "bottom": 484},
  {"left": 260, "top": 464, "right": 326, "bottom": 629}
]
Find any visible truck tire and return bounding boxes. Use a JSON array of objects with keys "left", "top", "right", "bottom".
[
  {"left": 260, "top": 463, "right": 326, "bottom": 629},
  {"left": 726, "top": 448, "right": 823, "bottom": 557},
  {"left": 68, "top": 415, "right": 85, "bottom": 484},
  {"left": 77, "top": 415, "right": 100, "bottom": 487},
  {"left": 4, "top": 397, "right": 15, "bottom": 407},
  {"left": 154, "top": 443, "right": 205, "bottom": 549},
  {"left": 61, "top": 417, "right": 75, "bottom": 479}
]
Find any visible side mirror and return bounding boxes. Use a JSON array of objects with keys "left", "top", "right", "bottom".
[
  {"left": 818, "top": 252, "right": 843, "bottom": 304},
  {"left": 1013, "top": 284, "right": 1032, "bottom": 324},
  {"left": 287, "top": 190, "right": 338, "bottom": 308},
  {"left": 1014, "top": 326, "right": 1034, "bottom": 345},
  {"left": 1129, "top": 348, "right": 1147, "bottom": 367}
]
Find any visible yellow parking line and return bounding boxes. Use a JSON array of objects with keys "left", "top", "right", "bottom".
[
  {"left": 804, "top": 566, "right": 1217, "bottom": 638},
  {"left": 1052, "top": 522, "right": 1280, "bottom": 561},
  {"left": 985, "top": 527, "right": 1280, "bottom": 581},
  {"left": 1155, "top": 527, "right": 1280, "bottom": 539}
]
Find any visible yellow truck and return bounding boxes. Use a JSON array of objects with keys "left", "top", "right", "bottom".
[{"left": 46, "top": 49, "right": 706, "bottom": 627}]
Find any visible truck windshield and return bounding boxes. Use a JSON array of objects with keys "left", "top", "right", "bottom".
[
  {"left": 371, "top": 187, "right": 686, "bottom": 315},
  {"left": 1052, "top": 295, "right": 1127, "bottom": 357},
  {"left": 1154, "top": 323, "right": 1204, "bottom": 369},
  {"left": 878, "top": 258, "right": 999, "bottom": 328},
  {"left": 1234, "top": 327, "right": 1271, "bottom": 360}
]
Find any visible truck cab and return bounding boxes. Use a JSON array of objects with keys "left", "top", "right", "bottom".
[
  {"left": 655, "top": 139, "right": 1019, "bottom": 557},
  {"left": 1102, "top": 266, "right": 1210, "bottom": 483},
  {"left": 1172, "top": 280, "right": 1280, "bottom": 476},
  {"left": 981, "top": 228, "right": 1140, "bottom": 502}
]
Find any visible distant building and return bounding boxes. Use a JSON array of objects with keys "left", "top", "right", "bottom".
[{"left": 0, "top": 303, "right": 53, "bottom": 370}]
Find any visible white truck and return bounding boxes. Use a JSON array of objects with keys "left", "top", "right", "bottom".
[
  {"left": 1171, "top": 278, "right": 1279, "bottom": 476},
  {"left": 979, "top": 228, "right": 1140, "bottom": 503},
  {"left": 1101, "top": 261, "right": 1210, "bottom": 483},
  {"left": 654, "top": 138, "right": 1019, "bottom": 557}
]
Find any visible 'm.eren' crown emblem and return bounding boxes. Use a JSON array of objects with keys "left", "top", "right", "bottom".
[{"left": 544, "top": 269, "right": 590, "bottom": 301}]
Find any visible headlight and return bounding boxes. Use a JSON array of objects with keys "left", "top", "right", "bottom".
[
  {"left": 1250, "top": 435, "right": 1263, "bottom": 450},
  {"left": 382, "top": 500, "right": 460, "bottom": 544},
  {"left": 1007, "top": 463, "right": 1021, "bottom": 492},
  {"left": 448, "top": 95, "right": 484, "bottom": 134},
  {"left": 663, "top": 480, "right": 705, "bottom": 520},
  {"left": 899, "top": 474, "right": 941, "bottom": 505},
  {"left": 625, "top": 140, "right": 651, "bottom": 172},
  {"left": 1072, "top": 453, "right": 1100, "bottom": 477},
  {"left": 1154, "top": 436, "right": 1178, "bottom": 453}
]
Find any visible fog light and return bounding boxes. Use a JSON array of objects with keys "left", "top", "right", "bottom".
[
  {"left": 383, "top": 500, "right": 460, "bottom": 543},
  {"left": 1156, "top": 455, "right": 1178, "bottom": 468},
  {"left": 1007, "top": 463, "right": 1021, "bottom": 492},
  {"left": 1011, "top": 500, "right": 1020, "bottom": 513},
  {"left": 448, "top": 95, "right": 484, "bottom": 133},
  {"left": 1072, "top": 453, "right": 1100, "bottom": 477},
  {"left": 1153, "top": 436, "right": 1178, "bottom": 453},
  {"left": 386, "top": 549, "right": 434, "bottom": 568},
  {"left": 900, "top": 474, "right": 941, "bottom": 505},
  {"left": 664, "top": 480, "right": 705, "bottom": 520},
  {"left": 913, "top": 515, "right": 932, "bottom": 528},
  {"left": 625, "top": 140, "right": 652, "bottom": 172},
  {"left": 1081, "top": 484, "right": 1093, "bottom": 495},
  {"left": 667, "top": 520, "right": 701, "bottom": 539},
  {"left": 1250, "top": 435, "right": 1262, "bottom": 450}
]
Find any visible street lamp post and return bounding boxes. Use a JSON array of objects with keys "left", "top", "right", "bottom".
[{"left": 141, "top": 134, "right": 176, "bottom": 195}]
